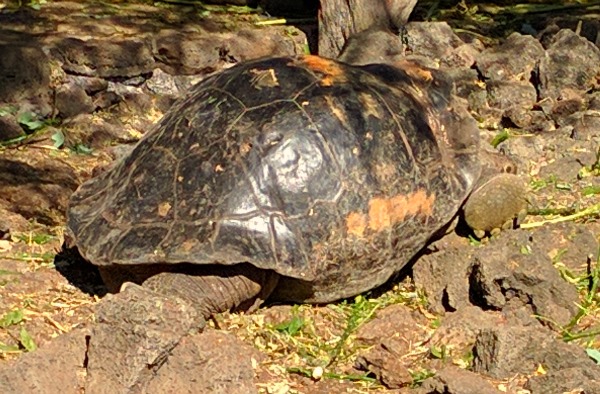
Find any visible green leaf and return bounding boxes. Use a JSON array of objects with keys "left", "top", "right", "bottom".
[
  {"left": 275, "top": 315, "right": 304, "bottom": 335},
  {"left": 555, "top": 182, "right": 572, "bottom": 191},
  {"left": 491, "top": 129, "right": 510, "bottom": 148},
  {"left": 520, "top": 244, "right": 532, "bottom": 255},
  {"left": 72, "top": 144, "right": 93, "bottom": 155},
  {"left": 31, "top": 234, "right": 53, "bottom": 245},
  {"left": 468, "top": 235, "right": 482, "bottom": 246},
  {"left": 583, "top": 186, "right": 600, "bottom": 196},
  {"left": 0, "top": 269, "right": 20, "bottom": 276},
  {"left": 19, "top": 327, "right": 36, "bottom": 352},
  {"left": 0, "top": 342, "right": 21, "bottom": 354},
  {"left": 430, "top": 344, "right": 447, "bottom": 359},
  {"left": 17, "top": 112, "right": 44, "bottom": 131},
  {"left": 0, "top": 309, "right": 23, "bottom": 328},
  {"left": 411, "top": 369, "right": 436, "bottom": 386},
  {"left": 16, "top": 233, "right": 54, "bottom": 245},
  {"left": 0, "top": 106, "right": 15, "bottom": 117},
  {"left": 28, "top": 0, "right": 46, "bottom": 10},
  {"left": 51, "top": 130, "right": 65, "bottom": 148},
  {"left": 530, "top": 178, "right": 548, "bottom": 191},
  {"left": 587, "top": 348, "right": 600, "bottom": 364}
]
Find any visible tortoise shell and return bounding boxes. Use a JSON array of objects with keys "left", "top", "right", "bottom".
[{"left": 67, "top": 55, "right": 481, "bottom": 303}]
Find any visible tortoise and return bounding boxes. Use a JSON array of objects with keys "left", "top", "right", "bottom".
[{"left": 66, "top": 29, "right": 527, "bottom": 322}]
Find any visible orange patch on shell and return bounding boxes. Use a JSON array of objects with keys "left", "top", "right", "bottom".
[
  {"left": 300, "top": 55, "right": 346, "bottom": 86},
  {"left": 345, "top": 190, "right": 435, "bottom": 236},
  {"left": 346, "top": 212, "right": 368, "bottom": 237},
  {"left": 395, "top": 60, "right": 434, "bottom": 82}
]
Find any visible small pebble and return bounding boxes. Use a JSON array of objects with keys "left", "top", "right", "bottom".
[{"left": 312, "top": 366, "right": 324, "bottom": 380}]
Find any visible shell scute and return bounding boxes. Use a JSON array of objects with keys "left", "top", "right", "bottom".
[{"left": 219, "top": 57, "right": 319, "bottom": 108}]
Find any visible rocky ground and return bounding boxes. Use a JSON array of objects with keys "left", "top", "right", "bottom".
[{"left": 0, "top": 1, "right": 599, "bottom": 393}]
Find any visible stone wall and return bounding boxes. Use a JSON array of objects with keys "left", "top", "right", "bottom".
[{"left": 0, "top": 1, "right": 307, "bottom": 146}]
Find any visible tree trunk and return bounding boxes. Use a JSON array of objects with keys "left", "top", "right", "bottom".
[
  {"left": 318, "top": 0, "right": 386, "bottom": 58},
  {"left": 318, "top": 0, "right": 417, "bottom": 58}
]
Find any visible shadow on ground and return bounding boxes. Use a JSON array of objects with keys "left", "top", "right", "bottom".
[{"left": 54, "top": 245, "right": 108, "bottom": 297}]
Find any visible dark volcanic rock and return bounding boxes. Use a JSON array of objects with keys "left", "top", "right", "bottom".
[
  {"left": 0, "top": 43, "right": 51, "bottom": 107},
  {"left": 355, "top": 304, "right": 430, "bottom": 389},
  {"left": 0, "top": 291, "right": 258, "bottom": 394},
  {"left": 405, "top": 22, "right": 472, "bottom": 66},
  {"left": 563, "top": 110, "right": 600, "bottom": 142},
  {"left": 154, "top": 31, "right": 221, "bottom": 75},
  {"left": 503, "top": 108, "right": 551, "bottom": 130},
  {"left": 420, "top": 366, "right": 501, "bottom": 394},
  {"left": 413, "top": 229, "right": 579, "bottom": 328},
  {"left": 0, "top": 153, "right": 81, "bottom": 225},
  {"left": 67, "top": 75, "right": 109, "bottom": 95},
  {"left": 470, "top": 230, "right": 579, "bottom": 327},
  {"left": 106, "top": 83, "right": 154, "bottom": 113},
  {"left": 61, "top": 114, "right": 127, "bottom": 149},
  {"left": 429, "top": 306, "right": 537, "bottom": 357},
  {"left": 0, "top": 43, "right": 52, "bottom": 119},
  {"left": 486, "top": 80, "right": 537, "bottom": 112},
  {"left": 145, "top": 68, "right": 182, "bottom": 97},
  {"left": 55, "top": 81, "right": 95, "bottom": 118},
  {"left": 0, "top": 327, "right": 89, "bottom": 394},
  {"left": 85, "top": 284, "right": 203, "bottom": 393},
  {"left": 356, "top": 345, "right": 413, "bottom": 389},
  {"left": 146, "top": 330, "right": 261, "bottom": 394},
  {"left": 525, "top": 367, "right": 600, "bottom": 394},
  {"left": 476, "top": 33, "right": 544, "bottom": 82},
  {"left": 50, "top": 37, "right": 155, "bottom": 78},
  {"left": 485, "top": 79, "right": 538, "bottom": 125},
  {"left": 470, "top": 33, "right": 544, "bottom": 127},
  {"left": 447, "top": 68, "right": 484, "bottom": 104},
  {"left": 412, "top": 235, "right": 475, "bottom": 314},
  {"left": 473, "top": 324, "right": 600, "bottom": 380},
  {"left": 155, "top": 28, "right": 304, "bottom": 75},
  {"left": 538, "top": 29, "right": 600, "bottom": 101},
  {"left": 510, "top": 222, "right": 598, "bottom": 275},
  {"left": 0, "top": 113, "right": 25, "bottom": 141},
  {"left": 538, "top": 149, "right": 596, "bottom": 181},
  {"left": 356, "top": 304, "right": 429, "bottom": 347},
  {"left": 549, "top": 94, "right": 585, "bottom": 126}
]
